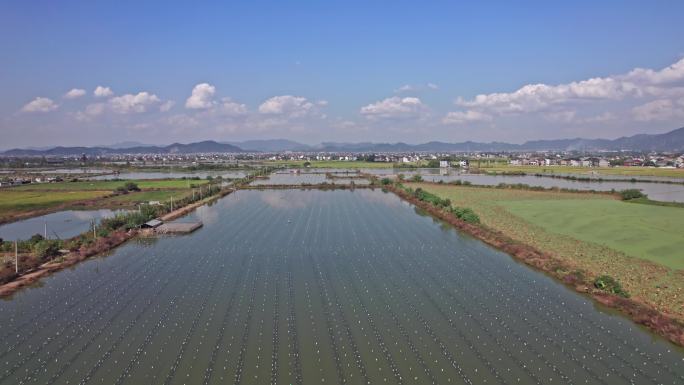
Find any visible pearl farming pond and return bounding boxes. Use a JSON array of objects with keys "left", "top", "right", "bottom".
[{"left": 1, "top": 189, "right": 684, "bottom": 384}]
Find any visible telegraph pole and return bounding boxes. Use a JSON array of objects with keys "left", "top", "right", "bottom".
[
  {"left": 44, "top": 221, "right": 47, "bottom": 239},
  {"left": 15, "top": 241, "right": 18, "bottom": 274}
]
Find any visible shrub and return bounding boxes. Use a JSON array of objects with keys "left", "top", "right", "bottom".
[
  {"left": 594, "top": 275, "right": 629, "bottom": 297},
  {"left": 450, "top": 206, "right": 480, "bottom": 224},
  {"left": 29, "top": 234, "right": 45, "bottom": 244},
  {"left": 619, "top": 189, "right": 646, "bottom": 200},
  {"left": 124, "top": 182, "right": 140, "bottom": 192},
  {"left": 411, "top": 174, "right": 423, "bottom": 182},
  {"left": 33, "top": 240, "right": 61, "bottom": 259},
  {"left": 114, "top": 186, "right": 129, "bottom": 194},
  {"left": 380, "top": 178, "right": 392, "bottom": 186}
]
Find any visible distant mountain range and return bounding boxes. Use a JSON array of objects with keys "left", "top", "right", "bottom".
[
  {"left": 1, "top": 141, "right": 244, "bottom": 156},
  {"left": 2, "top": 127, "right": 683, "bottom": 156}
]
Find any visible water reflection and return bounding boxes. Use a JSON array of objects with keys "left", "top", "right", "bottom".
[
  {"left": 0, "top": 209, "right": 123, "bottom": 241},
  {"left": 0, "top": 189, "right": 682, "bottom": 384}
]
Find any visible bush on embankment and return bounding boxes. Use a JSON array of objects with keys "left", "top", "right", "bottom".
[
  {"left": 594, "top": 275, "right": 630, "bottom": 298},
  {"left": 619, "top": 189, "right": 646, "bottom": 200},
  {"left": 394, "top": 183, "right": 481, "bottom": 224}
]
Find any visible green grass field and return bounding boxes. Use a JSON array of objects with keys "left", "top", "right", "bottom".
[
  {"left": 473, "top": 164, "right": 684, "bottom": 178},
  {"left": 11, "top": 179, "right": 209, "bottom": 191},
  {"left": 0, "top": 190, "right": 110, "bottom": 218},
  {"left": 104, "top": 190, "right": 192, "bottom": 204},
  {"left": 0, "top": 178, "right": 210, "bottom": 222},
  {"left": 500, "top": 199, "right": 684, "bottom": 269}
]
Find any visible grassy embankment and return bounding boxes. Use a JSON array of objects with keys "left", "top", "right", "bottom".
[
  {"left": 472, "top": 164, "right": 684, "bottom": 178},
  {"left": 407, "top": 182, "right": 684, "bottom": 322},
  {"left": 0, "top": 179, "right": 210, "bottom": 223}
]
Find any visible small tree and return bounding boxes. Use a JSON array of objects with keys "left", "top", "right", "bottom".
[
  {"left": 411, "top": 174, "right": 423, "bottom": 182},
  {"left": 124, "top": 182, "right": 140, "bottom": 192}
]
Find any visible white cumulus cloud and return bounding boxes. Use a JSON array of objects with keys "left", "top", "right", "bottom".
[
  {"left": 216, "top": 98, "right": 248, "bottom": 116},
  {"left": 75, "top": 103, "right": 106, "bottom": 121},
  {"left": 442, "top": 110, "right": 492, "bottom": 125},
  {"left": 21, "top": 97, "right": 58, "bottom": 113},
  {"left": 109, "top": 92, "right": 161, "bottom": 114},
  {"left": 64, "top": 88, "right": 86, "bottom": 99},
  {"left": 360, "top": 96, "right": 428, "bottom": 119},
  {"left": 94, "top": 86, "right": 113, "bottom": 98},
  {"left": 185, "top": 83, "right": 216, "bottom": 109},
  {"left": 159, "top": 100, "right": 175, "bottom": 112},
  {"left": 443, "top": 57, "right": 684, "bottom": 130},
  {"left": 632, "top": 98, "right": 684, "bottom": 121},
  {"left": 258, "top": 95, "right": 322, "bottom": 118}
]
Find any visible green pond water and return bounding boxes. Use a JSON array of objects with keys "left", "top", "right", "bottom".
[{"left": 1, "top": 189, "right": 683, "bottom": 384}]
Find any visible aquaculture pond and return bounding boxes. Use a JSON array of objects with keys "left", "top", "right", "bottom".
[
  {"left": 1, "top": 189, "right": 683, "bottom": 385},
  {"left": 0, "top": 209, "right": 122, "bottom": 241}
]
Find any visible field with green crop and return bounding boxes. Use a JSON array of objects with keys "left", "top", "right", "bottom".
[
  {"left": 409, "top": 182, "right": 684, "bottom": 319},
  {"left": 500, "top": 199, "right": 684, "bottom": 269},
  {"left": 11, "top": 179, "right": 209, "bottom": 191},
  {"left": 0, "top": 190, "right": 110, "bottom": 220},
  {"left": 103, "top": 189, "right": 193, "bottom": 204},
  {"left": 473, "top": 164, "right": 684, "bottom": 178}
]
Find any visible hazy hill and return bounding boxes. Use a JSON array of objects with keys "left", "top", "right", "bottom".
[
  {"left": 2, "top": 140, "right": 244, "bottom": 156},
  {"left": 2, "top": 127, "right": 683, "bottom": 155}
]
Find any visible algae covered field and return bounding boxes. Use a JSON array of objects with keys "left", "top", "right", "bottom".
[
  {"left": 1, "top": 189, "right": 683, "bottom": 384},
  {"left": 500, "top": 199, "right": 684, "bottom": 269}
]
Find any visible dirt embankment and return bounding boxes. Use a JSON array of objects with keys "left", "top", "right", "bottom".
[
  {"left": 0, "top": 230, "right": 135, "bottom": 297},
  {"left": 385, "top": 185, "right": 684, "bottom": 347},
  {"left": 160, "top": 188, "right": 234, "bottom": 221}
]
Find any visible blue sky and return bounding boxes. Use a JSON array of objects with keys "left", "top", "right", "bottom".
[{"left": 2, "top": 0, "right": 684, "bottom": 148}]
